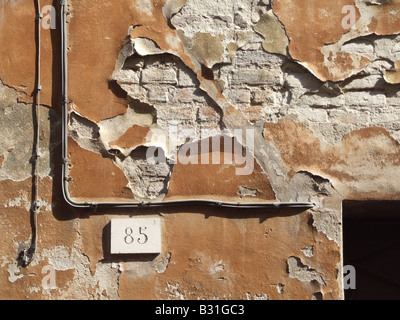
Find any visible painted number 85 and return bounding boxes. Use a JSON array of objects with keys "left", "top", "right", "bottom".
[{"left": 124, "top": 227, "right": 148, "bottom": 245}]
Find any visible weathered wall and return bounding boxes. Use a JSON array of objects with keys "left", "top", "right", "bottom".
[{"left": 1, "top": 0, "right": 400, "bottom": 300}]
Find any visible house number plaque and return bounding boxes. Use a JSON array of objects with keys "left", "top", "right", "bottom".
[{"left": 110, "top": 218, "right": 161, "bottom": 254}]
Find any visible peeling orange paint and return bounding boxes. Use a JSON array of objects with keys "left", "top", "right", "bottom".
[
  {"left": 68, "top": 138, "right": 135, "bottom": 201},
  {"left": 109, "top": 125, "right": 151, "bottom": 150},
  {"left": 3, "top": 0, "right": 400, "bottom": 301},
  {"left": 273, "top": 0, "right": 366, "bottom": 82},
  {"left": 264, "top": 119, "right": 400, "bottom": 199},
  {"left": 166, "top": 137, "right": 276, "bottom": 202},
  {"left": 0, "top": 0, "right": 60, "bottom": 106},
  {"left": 274, "top": 0, "right": 400, "bottom": 82},
  {"left": 367, "top": 0, "right": 400, "bottom": 35},
  {"left": 118, "top": 209, "right": 341, "bottom": 300}
]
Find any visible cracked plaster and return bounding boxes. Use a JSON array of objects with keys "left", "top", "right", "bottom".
[{"left": 1, "top": 0, "right": 400, "bottom": 300}]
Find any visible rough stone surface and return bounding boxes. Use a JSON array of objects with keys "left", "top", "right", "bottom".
[{"left": 1, "top": 0, "right": 400, "bottom": 300}]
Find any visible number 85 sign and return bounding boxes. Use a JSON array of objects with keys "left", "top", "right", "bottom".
[{"left": 110, "top": 218, "right": 162, "bottom": 254}]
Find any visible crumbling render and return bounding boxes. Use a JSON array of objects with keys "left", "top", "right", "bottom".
[
  {"left": 3, "top": 0, "right": 400, "bottom": 301},
  {"left": 105, "top": 1, "right": 293, "bottom": 202},
  {"left": 0, "top": 80, "right": 59, "bottom": 182},
  {"left": 68, "top": 9, "right": 285, "bottom": 201},
  {"left": 67, "top": 0, "right": 400, "bottom": 204},
  {"left": 273, "top": 0, "right": 400, "bottom": 82},
  {"left": 287, "top": 256, "right": 326, "bottom": 286}
]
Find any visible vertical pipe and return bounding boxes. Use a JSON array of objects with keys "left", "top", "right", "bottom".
[
  {"left": 23, "top": 0, "right": 41, "bottom": 266},
  {"left": 33, "top": 0, "right": 41, "bottom": 250},
  {"left": 30, "top": 0, "right": 42, "bottom": 253}
]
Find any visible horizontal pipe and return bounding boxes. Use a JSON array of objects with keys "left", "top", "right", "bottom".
[{"left": 60, "top": 0, "right": 314, "bottom": 211}]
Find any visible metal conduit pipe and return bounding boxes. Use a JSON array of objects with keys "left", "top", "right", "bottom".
[
  {"left": 60, "top": 0, "right": 314, "bottom": 210},
  {"left": 21, "top": 0, "right": 42, "bottom": 267},
  {"left": 32, "top": 0, "right": 42, "bottom": 250}
]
